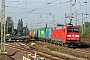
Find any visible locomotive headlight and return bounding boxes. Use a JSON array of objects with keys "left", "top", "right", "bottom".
[
  {"left": 75, "top": 35, "right": 79, "bottom": 37},
  {"left": 67, "top": 35, "right": 71, "bottom": 37}
]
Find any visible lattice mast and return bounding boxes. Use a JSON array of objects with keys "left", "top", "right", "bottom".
[{"left": 1, "top": 0, "right": 6, "bottom": 53}]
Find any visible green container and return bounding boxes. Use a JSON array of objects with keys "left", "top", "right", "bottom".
[
  {"left": 34, "top": 29, "right": 38, "bottom": 37},
  {"left": 40, "top": 28, "right": 46, "bottom": 38}
]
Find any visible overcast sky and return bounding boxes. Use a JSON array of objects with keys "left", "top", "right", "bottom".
[{"left": 0, "top": 0, "right": 90, "bottom": 29}]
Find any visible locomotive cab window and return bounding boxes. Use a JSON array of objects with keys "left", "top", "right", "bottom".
[{"left": 67, "top": 28, "right": 79, "bottom": 32}]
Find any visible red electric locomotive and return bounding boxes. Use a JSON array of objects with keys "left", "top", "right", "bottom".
[{"left": 52, "top": 24, "right": 80, "bottom": 46}]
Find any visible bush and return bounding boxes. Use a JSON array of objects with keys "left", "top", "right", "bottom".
[
  {"left": 87, "top": 33, "right": 90, "bottom": 39},
  {"left": 81, "top": 33, "right": 90, "bottom": 39}
]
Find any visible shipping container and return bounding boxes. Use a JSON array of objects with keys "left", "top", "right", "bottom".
[
  {"left": 34, "top": 29, "right": 38, "bottom": 37},
  {"left": 46, "top": 28, "right": 52, "bottom": 38},
  {"left": 40, "top": 28, "right": 46, "bottom": 38},
  {"left": 38, "top": 29, "right": 40, "bottom": 37},
  {"left": 30, "top": 30, "right": 34, "bottom": 37}
]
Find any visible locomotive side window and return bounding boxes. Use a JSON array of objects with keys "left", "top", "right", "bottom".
[
  {"left": 67, "top": 28, "right": 79, "bottom": 32},
  {"left": 67, "top": 28, "right": 73, "bottom": 32},
  {"left": 73, "top": 28, "right": 79, "bottom": 32}
]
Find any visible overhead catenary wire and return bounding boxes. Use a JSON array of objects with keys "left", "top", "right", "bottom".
[
  {"left": 21, "top": 1, "right": 70, "bottom": 19},
  {"left": 5, "top": 0, "right": 59, "bottom": 16},
  {"left": 6, "top": 0, "right": 86, "bottom": 18},
  {"left": 7, "top": 0, "right": 69, "bottom": 19},
  {"left": 4, "top": 0, "right": 90, "bottom": 27},
  {"left": 6, "top": 0, "right": 50, "bottom": 17},
  {"left": 70, "top": 0, "right": 76, "bottom": 6}
]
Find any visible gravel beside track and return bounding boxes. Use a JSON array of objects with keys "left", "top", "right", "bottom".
[
  {"left": 81, "top": 38, "right": 90, "bottom": 44},
  {"left": 0, "top": 54, "right": 15, "bottom": 60},
  {"left": 6, "top": 42, "right": 28, "bottom": 60},
  {"left": 32, "top": 41, "right": 90, "bottom": 60},
  {"left": 5, "top": 38, "right": 90, "bottom": 60},
  {"left": 6, "top": 42, "right": 77, "bottom": 60}
]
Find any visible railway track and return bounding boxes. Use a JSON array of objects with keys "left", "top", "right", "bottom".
[
  {"left": 63, "top": 47, "right": 90, "bottom": 59},
  {"left": 59, "top": 45, "right": 90, "bottom": 59},
  {"left": 15, "top": 42, "right": 90, "bottom": 60},
  {"left": 6, "top": 42, "right": 76, "bottom": 60},
  {"left": 6, "top": 37, "right": 90, "bottom": 60},
  {"left": 34, "top": 41, "right": 89, "bottom": 60}
]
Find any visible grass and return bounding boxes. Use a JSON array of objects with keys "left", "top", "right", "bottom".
[{"left": 29, "top": 41, "right": 89, "bottom": 59}]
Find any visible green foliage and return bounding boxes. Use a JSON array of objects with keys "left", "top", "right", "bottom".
[
  {"left": 44, "top": 45, "right": 49, "bottom": 48},
  {"left": 12, "top": 29, "right": 15, "bottom": 35},
  {"left": 86, "top": 33, "right": 90, "bottom": 39},
  {"left": 81, "top": 22, "right": 90, "bottom": 38},
  {"left": 17, "top": 32, "right": 21, "bottom": 36},
  {"left": 81, "top": 33, "right": 88, "bottom": 38},
  {"left": 0, "top": 22, "right": 1, "bottom": 35}
]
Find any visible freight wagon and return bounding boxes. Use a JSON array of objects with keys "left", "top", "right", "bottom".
[
  {"left": 37, "top": 27, "right": 52, "bottom": 42},
  {"left": 29, "top": 27, "right": 52, "bottom": 40},
  {"left": 29, "top": 25, "right": 81, "bottom": 47},
  {"left": 29, "top": 30, "right": 34, "bottom": 39},
  {"left": 34, "top": 29, "right": 38, "bottom": 39}
]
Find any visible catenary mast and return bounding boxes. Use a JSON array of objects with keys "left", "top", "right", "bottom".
[{"left": 0, "top": 0, "right": 7, "bottom": 54}]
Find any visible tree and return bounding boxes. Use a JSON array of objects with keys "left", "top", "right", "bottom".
[
  {"left": 81, "top": 22, "right": 90, "bottom": 38},
  {"left": 0, "top": 22, "right": 1, "bottom": 35}
]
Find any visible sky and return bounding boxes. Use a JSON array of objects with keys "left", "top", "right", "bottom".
[{"left": 0, "top": 0, "right": 90, "bottom": 29}]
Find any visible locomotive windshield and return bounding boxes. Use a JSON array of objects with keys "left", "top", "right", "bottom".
[{"left": 67, "top": 28, "right": 79, "bottom": 32}]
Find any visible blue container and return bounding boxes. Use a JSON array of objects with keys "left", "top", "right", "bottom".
[
  {"left": 46, "top": 28, "right": 52, "bottom": 38},
  {"left": 38, "top": 29, "right": 40, "bottom": 37}
]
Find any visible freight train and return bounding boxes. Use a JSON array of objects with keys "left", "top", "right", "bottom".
[{"left": 29, "top": 24, "right": 81, "bottom": 47}]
